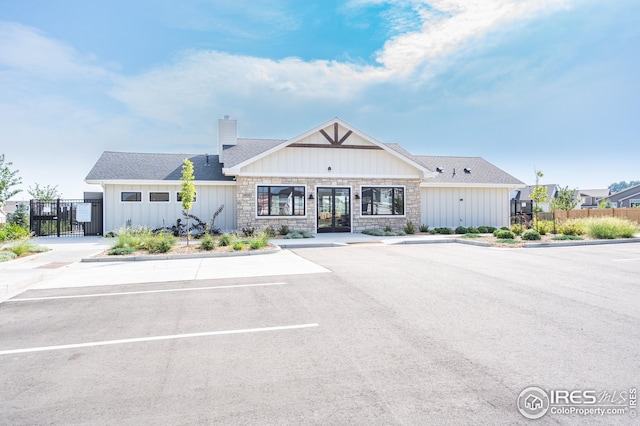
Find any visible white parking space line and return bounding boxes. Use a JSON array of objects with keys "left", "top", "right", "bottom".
[
  {"left": 8, "top": 282, "right": 288, "bottom": 302},
  {"left": 0, "top": 323, "right": 319, "bottom": 356},
  {"left": 611, "top": 258, "right": 640, "bottom": 262}
]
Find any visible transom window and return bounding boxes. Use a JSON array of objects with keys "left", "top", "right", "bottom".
[
  {"left": 361, "top": 187, "right": 404, "bottom": 215},
  {"left": 149, "top": 192, "right": 170, "bottom": 202},
  {"left": 257, "top": 186, "right": 305, "bottom": 216},
  {"left": 121, "top": 191, "right": 141, "bottom": 202}
]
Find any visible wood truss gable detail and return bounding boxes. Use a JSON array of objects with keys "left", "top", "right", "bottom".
[{"left": 289, "top": 122, "right": 382, "bottom": 150}]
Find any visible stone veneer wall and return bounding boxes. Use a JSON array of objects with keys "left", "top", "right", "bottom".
[{"left": 236, "top": 176, "right": 421, "bottom": 233}]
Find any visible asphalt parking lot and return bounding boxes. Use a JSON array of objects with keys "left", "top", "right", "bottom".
[{"left": 1, "top": 243, "right": 639, "bottom": 425}]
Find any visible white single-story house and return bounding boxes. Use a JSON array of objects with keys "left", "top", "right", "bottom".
[{"left": 85, "top": 117, "right": 524, "bottom": 234}]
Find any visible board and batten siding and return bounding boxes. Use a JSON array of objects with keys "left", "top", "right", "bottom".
[
  {"left": 241, "top": 147, "right": 421, "bottom": 177},
  {"left": 103, "top": 184, "right": 236, "bottom": 233},
  {"left": 420, "top": 186, "right": 510, "bottom": 228}
]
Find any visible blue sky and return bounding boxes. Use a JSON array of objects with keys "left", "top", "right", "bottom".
[{"left": 1, "top": 0, "right": 639, "bottom": 199}]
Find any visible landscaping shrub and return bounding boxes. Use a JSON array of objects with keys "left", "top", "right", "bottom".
[
  {"left": 384, "top": 225, "right": 393, "bottom": 233},
  {"left": 536, "top": 220, "right": 555, "bottom": 235},
  {"left": 0, "top": 251, "right": 17, "bottom": 262},
  {"left": 362, "top": 229, "right": 385, "bottom": 236},
  {"left": 584, "top": 217, "right": 638, "bottom": 239},
  {"left": 486, "top": 226, "right": 497, "bottom": 233},
  {"left": 494, "top": 229, "right": 516, "bottom": 239},
  {"left": 278, "top": 225, "right": 290, "bottom": 236},
  {"left": 455, "top": 226, "right": 468, "bottom": 234},
  {"left": 200, "top": 234, "right": 216, "bottom": 251},
  {"left": 476, "top": 226, "right": 489, "bottom": 233},
  {"left": 232, "top": 241, "right": 244, "bottom": 251},
  {"left": 145, "top": 235, "right": 176, "bottom": 253},
  {"left": 5, "top": 241, "right": 48, "bottom": 257},
  {"left": 249, "top": 233, "right": 270, "bottom": 249},
  {"left": 403, "top": 222, "right": 416, "bottom": 234},
  {"left": 109, "top": 247, "right": 135, "bottom": 256},
  {"left": 218, "top": 233, "right": 234, "bottom": 246},
  {"left": 510, "top": 224, "right": 524, "bottom": 235},
  {"left": 0, "top": 223, "right": 31, "bottom": 242},
  {"left": 7, "top": 203, "right": 29, "bottom": 228},
  {"left": 435, "top": 227, "right": 452, "bottom": 234},
  {"left": 552, "top": 235, "right": 584, "bottom": 241},
  {"left": 467, "top": 227, "right": 479, "bottom": 234},
  {"left": 112, "top": 226, "right": 150, "bottom": 250},
  {"left": 521, "top": 230, "right": 541, "bottom": 240},
  {"left": 241, "top": 227, "right": 255, "bottom": 237},
  {"left": 284, "top": 231, "right": 304, "bottom": 239},
  {"left": 419, "top": 224, "right": 429, "bottom": 233},
  {"left": 264, "top": 226, "right": 276, "bottom": 238},
  {"left": 460, "top": 233, "right": 481, "bottom": 238},
  {"left": 559, "top": 220, "right": 586, "bottom": 236}
]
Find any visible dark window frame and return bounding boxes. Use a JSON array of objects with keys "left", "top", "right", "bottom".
[
  {"left": 361, "top": 186, "right": 405, "bottom": 216},
  {"left": 121, "top": 191, "right": 142, "bottom": 202},
  {"left": 176, "top": 192, "right": 197, "bottom": 203},
  {"left": 257, "top": 185, "right": 306, "bottom": 217},
  {"left": 149, "top": 192, "right": 170, "bottom": 202}
]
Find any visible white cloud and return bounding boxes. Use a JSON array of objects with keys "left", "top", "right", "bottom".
[{"left": 0, "top": 21, "right": 113, "bottom": 80}]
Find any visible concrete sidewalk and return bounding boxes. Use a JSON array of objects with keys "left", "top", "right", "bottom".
[{"left": 0, "top": 234, "right": 450, "bottom": 301}]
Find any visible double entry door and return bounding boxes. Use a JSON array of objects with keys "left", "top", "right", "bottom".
[{"left": 317, "top": 187, "right": 351, "bottom": 233}]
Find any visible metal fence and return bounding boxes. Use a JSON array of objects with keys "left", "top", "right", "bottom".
[{"left": 30, "top": 199, "right": 103, "bottom": 237}]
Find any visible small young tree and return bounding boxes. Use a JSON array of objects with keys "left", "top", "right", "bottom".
[
  {"left": 180, "top": 158, "right": 196, "bottom": 245},
  {"left": 28, "top": 183, "right": 61, "bottom": 201},
  {"left": 530, "top": 170, "right": 548, "bottom": 213},
  {"left": 550, "top": 186, "right": 579, "bottom": 211},
  {"left": 8, "top": 202, "right": 29, "bottom": 228},
  {"left": 597, "top": 198, "right": 612, "bottom": 209},
  {"left": 0, "top": 154, "right": 22, "bottom": 208}
]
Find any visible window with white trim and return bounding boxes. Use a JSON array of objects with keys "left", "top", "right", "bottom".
[
  {"left": 121, "top": 191, "right": 141, "bottom": 202},
  {"left": 361, "top": 187, "right": 404, "bottom": 215},
  {"left": 150, "top": 192, "right": 170, "bottom": 202},
  {"left": 257, "top": 186, "right": 305, "bottom": 216}
]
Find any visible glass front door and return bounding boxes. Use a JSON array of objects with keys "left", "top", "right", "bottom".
[{"left": 317, "top": 187, "right": 351, "bottom": 233}]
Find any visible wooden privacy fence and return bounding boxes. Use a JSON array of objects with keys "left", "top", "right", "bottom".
[{"left": 553, "top": 208, "right": 640, "bottom": 223}]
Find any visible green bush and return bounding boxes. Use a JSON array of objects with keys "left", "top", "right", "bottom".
[
  {"left": 584, "top": 217, "right": 638, "bottom": 239},
  {"left": 200, "top": 234, "right": 216, "bottom": 250},
  {"left": 552, "top": 235, "right": 583, "bottom": 241},
  {"left": 522, "top": 230, "right": 541, "bottom": 240},
  {"left": 455, "top": 226, "right": 468, "bottom": 234},
  {"left": 486, "top": 226, "right": 497, "bottom": 233},
  {"left": 283, "top": 231, "right": 304, "bottom": 239},
  {"left": 7, "top": 203, "right": 29, "bottom": 228},
  {"left": 232, "top": 241, "right": 244, "bottom": 251},
  {"left": 5, "top": 241, "right": 48, "bottom": 257},
  {"left": 535, "top": 220, "right": 555, "bottom": 235},
  {"left": 384, "top": 225, "right": 393, "bottom": 233},
  {"left": 467, "top": 227, "right": 479, "bottom": 234},
  {"left": 249, "top": 233, "right": 270, "bottom": 250},
  {"left": 0, "top": 223, "right": 31, "bottom": 241},
  {"left": 435, "top": 227, "right": 452, "bottom": 234},
  {"left": 494, "top": 229, "right": 516, "bottom": 239},
  {"left": 278, "top": 225, "right": 290, "bottom": 236},
  {"left": 559, "top": 221, "right": 586, "bottom": 236},
  {"left": 460, "top": 233, "right": 481, "bottom": 238},
  {"left": 476, "top": 226, "right": 489, "bottom": 233},
  {"left": 510, "top": 224, "right": 524, "bottom": 235},
  {"left": 111, "top": 226, "right": 151, "bottom": 250},
  {"left": 403, "top": 222, "right": 416, "bottom": 234},
  {"left": 264, "top": 226, "right": 276, "bottom": 238},
  {"left": 145, "top": 235, "right": 176, "bottom": 253},
  {"left": 241, "top": 227, "right": 255, "bottom": 237},
  {"left": 419, "top": 224, "right": 429, "bottom": 232},
  {"left": 0, "top": 251, "right": 17, "bottom": 262},
  {"left": 218, "top": 233, "right": 234, "bottom": 246},
  {"left": 109, "top": 247, "right": 135, "bottom": 255}
]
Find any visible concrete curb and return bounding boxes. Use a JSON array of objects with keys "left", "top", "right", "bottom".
[
  {"left": 81, "top": 246, "right": 281, "bottom": 262},
  {"left": 524, "top": 237, "right": 640, "bottom": 248}
]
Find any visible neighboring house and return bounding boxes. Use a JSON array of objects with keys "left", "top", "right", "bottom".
[
  {"left": 606, "top": 184, "right": 640, "bottom": 208},
  {"left": 86, "top": 117, "right": 524, "bottom": 234},
  {"left": 576, "top": 189, "right": 610, "bottom": 209},
  {"left": 510, "top": 184, "right": 558, "bottom": 215},
  {"left": 0, "top": 201, "right": 26, "bottom": 224}
]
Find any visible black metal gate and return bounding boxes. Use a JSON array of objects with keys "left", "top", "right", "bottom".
[{"left": 30, "top": 199, "right": 103, "bottom": 237}]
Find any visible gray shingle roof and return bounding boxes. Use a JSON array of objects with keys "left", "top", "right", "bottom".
[
  {"left": 222, "top": 138, "right": 286, "bottom": 168},
  {"left": 85, "top": 151, "right": 233, "bottom": 182},
  {"left": 385, "top": 143, "right": 522, "bottom": 185},
  {"left": 514, "top": 184, "right": 558, "bottom": 201}
]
